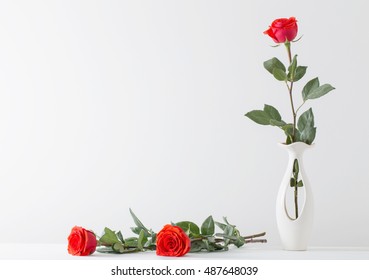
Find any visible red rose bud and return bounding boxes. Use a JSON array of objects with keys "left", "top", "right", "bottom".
[
  {"left": 156, "top": 224, "right": 191, "bottom": 257},
  {"left": 264, "top": 17, "right": 298, "bottom": 43},
  {"left": 67, "top": 226, "right": 97, "bottom": 256}
]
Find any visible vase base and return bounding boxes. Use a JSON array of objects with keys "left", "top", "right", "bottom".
[{"left": 282, "top": 247, "right": 308, "bottom": 251}]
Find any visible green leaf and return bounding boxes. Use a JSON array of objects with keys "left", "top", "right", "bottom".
[
  {"left": 294, "top": 66, "right": 307, "bottom": 82},
  {"left": 302, "top": 77, "right": 320, "bottom": 101},
  {"left": 150, "top": 233, "right": 156, "bottom": 244},
  {"left": 293, "top": 159, "right": 300, "bottom": 174},
  {"left": 282, "top": 123, "right": 302, "bottom": 143},
  {"left": 215, "top": 221, "right": 227, "bottom": 231},
  {"left": 222, "top": 217, "right": 232, "bottom": 225},
  {"left": 270, "top": 119, "right": 286, "bottom": 127},
  {"left": 201, "top": 239, "right": 223, "bottom": 251},
  {"left": 117, "top": 231, "right": 124, "bottom": 243},
  {"left": 287, "top": 55, "right": 298, "bottom": 81},
  {"left": 306, "top": 84, "right": 335, "bottom": 100},
  {"left": 223, "top": 225, "right": 235, "bottom": 246},
  {"left": 290, "top": 178, "right": 296, "bottom": 187},
  {"left": 129, "top": 208, "right": 149, "bottom": 232},
  {"left": 263, "top": 57, "right": 286, "bottom": 74},
  {"left": 144, "top": 239, "right": 153, "bottom": 248},
  {"left": 124, "top": 237, "right": 138, "bottom": 247},
  {"left": 264, "top": 104, "right": 282, "bottom": 121},
  {"left": 282, "top": 123, "right": 294, "bottom": 137},
  {"left": 129, "top": 209, "right": 153, "bottom": 238},
  {"left": 112, "top": 243, "right": 125, "bottom": 253},
  {"left": 137, "top": 229, "right": 146, "bottom": 250},
  {"left": 273, "top": 68, "right": 287, "bottom": 81},
  {"left": 190, "top": 240, "right": 205, "bottom": 252},
  {"left": 130, "top": 227, "right": 142, "bottom": 235},
  {"left": 175, "top": 221, "right": 200, "bottom": 237},
  {"left": 233, "top": 236, "right": 245, "bottom": 248},
  {"left": 300, "top": 126, "right": 316, "bottom": 145},
  {"left": 96, "top": 247, "right": 115, "bottom": 253},
  {"left": 297, "top": 180, "right": 304, "bottom": 187},
  {"left": 295, "top": 130, "right": 302, "bottom": 142},
  {"left": 224, "top": 225, "right": 235, "bottom": 236},
  {"left": 298, "top": 108, "right": 316, "bottom": 144},
  {"left": 245, "top": 110, "right": 270, "bottom": 125},
  {"left": 112, "top": 243, "right": 138, "bottom": 254},
  {"left": 201, "top": 216, "right": 215, "bottom": 236},
  {"left": 202, "top": 239, "right": 213, "bottom": 251},
  {"left": 99, "top": 228, "right": 120, "bottom": 245},
  {"left": 298, "top": 108, "right": 314, "bottom": 132},
  {"left": 246, "top": 104, "right": 284, "bottom": 127}
]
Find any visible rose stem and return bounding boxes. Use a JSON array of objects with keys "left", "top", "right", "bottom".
[
  {"left": 194, "top": 232, "right": 268, "bottom": 244},
  {"left": 285, "top": 40, "right": 299, "bottom": 220},
  {"left": 294, "top": 186, "right": 299, "bottom": 219},
  {"left": 285, "top": 41, "right": 297, "bottom": 142},
  {"left": 243, "top": 232, "right": 266, "bottom": 239},
  {"left": 244, "top": 232, "right": 267, "bottom": 243},
  {"left": 245, "top": 239, "right": 267, "bottom": 244},
  {"left": 211, "top": 238, "right": 268, "bottom": 244}
]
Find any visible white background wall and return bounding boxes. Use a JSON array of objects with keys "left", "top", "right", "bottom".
[{"left": 0, "top": 0, "right": 368, "bottom": 247}]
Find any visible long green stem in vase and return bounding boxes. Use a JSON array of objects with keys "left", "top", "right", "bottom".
[
  {"left": 285, "top": 41, "right": 297, "bottom": 142},
  {"left": 285, "top": 41, "right": 301, "bottom": 220},
  {"left": 290, "top": 159, "right": 304, "bottom": 219}
]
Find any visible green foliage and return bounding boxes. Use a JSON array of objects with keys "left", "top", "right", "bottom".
[
  {"left": 129, "top": 208, "right": 151, "bottom": 237},
  {"left": 287, "top": 55, "right": 307, "bottom": 82},
  {"left": 294, "top": 66, "right": 307, "bottom": 82},
  {"left": 264, "top": 104, "right": 282, "bottom": 121},
  {"left": 287, "top": 55, "right": 298, "bottom": 81},
  {"left": 137, "top": 229, "right": 146, "bottom": 250},
  {"left": 176, "top": 216, "right": 259, "bottom": 252},
  {"left": 246, "top": 49, "right": 334, "bottom": 146},
  {"left": 245, "top": 104, "right": 285, "bottom": 126},
  {"left": 289, "top": 159, "right": 304, "bottom": 219},
  {"left": 175, "top": 221, "right": 200, "bottom": 238},
  {"left": 246, "top": 104, "right": 317, "bottom": 145},
  {"left": 290, "top": 159, "right": 304, "bottom": 189},
  {"left": 263, "top": 56, "right": 308, "bottom": 83},
  {"left": 302, "top": 77, "right": 335, "bottom": 101},
  {"left": 97, "top": 227, "right": 143, "bottom": 254},
  {"left": 273, "top": 68, "right": 287, "bottom": 81},
  {"left": 247, "top": 105, "right": 318, "bottom": 145},
  {"left": 263, "top": 57, "right": 286, "bottom": 74},
  {"left": 264, "top": 57, "right": 288, "bottom": 82},
  {"left": 96, "top": 210, "right": 267, "bottom": 255},
  {"left": 99, "top": 227, "right": 120, "bottom": 245},
  {"left": 201, "top": 216, "right": 215, "bottom": 236},
  {"left": 297, "top": 108, "right": 316, "bottom": 144},
  {"left": 97, "top": 209, "right": 156, "bottom": 254}
]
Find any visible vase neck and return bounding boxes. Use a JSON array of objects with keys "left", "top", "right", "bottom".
[{"left": 279, "top": 142, "right": 313, "bottom": 159}]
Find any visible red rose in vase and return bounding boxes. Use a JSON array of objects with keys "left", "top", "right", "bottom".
[
  {"left": 67, "top": 226, "right": 97, "bottom": 256},
  {"left": 264, "top": 17, "right": 298, "bottom": 43},
  {"left": 156, "top": 224, "right": 191, "bottom": 257}
]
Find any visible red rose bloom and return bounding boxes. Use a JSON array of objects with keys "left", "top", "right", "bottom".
[
  {"left": 156, "top": 224, "right": 191, "bottom": 257},
  {"left": 67, "top": 226, "right": 97, "bottom": 256},
  {"left": 264, "top": 17, "right": 298, "bottom": 43}
]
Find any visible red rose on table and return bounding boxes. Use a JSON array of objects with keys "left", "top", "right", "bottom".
[
  {"left": 156, "top": 224, "right": 191, "bottom": 257},
  {"left": 264, "top": 17, "right": 298, "bottom": 43},
  {"left": 67, "top": 226, "right": 97, "bottom": 256}
]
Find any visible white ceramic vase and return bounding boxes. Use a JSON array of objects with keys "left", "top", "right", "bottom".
[{"left": 276, "top": 142, "right": 314, "bottom": 250}]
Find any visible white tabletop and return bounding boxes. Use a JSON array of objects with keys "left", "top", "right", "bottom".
[{"left": 0, "top": 244, "right": 368, "bottom": 260}]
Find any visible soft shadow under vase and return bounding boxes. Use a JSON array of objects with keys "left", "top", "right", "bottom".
[{"left": 276, "top": 142, "right": 314, "bottom": 251}]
